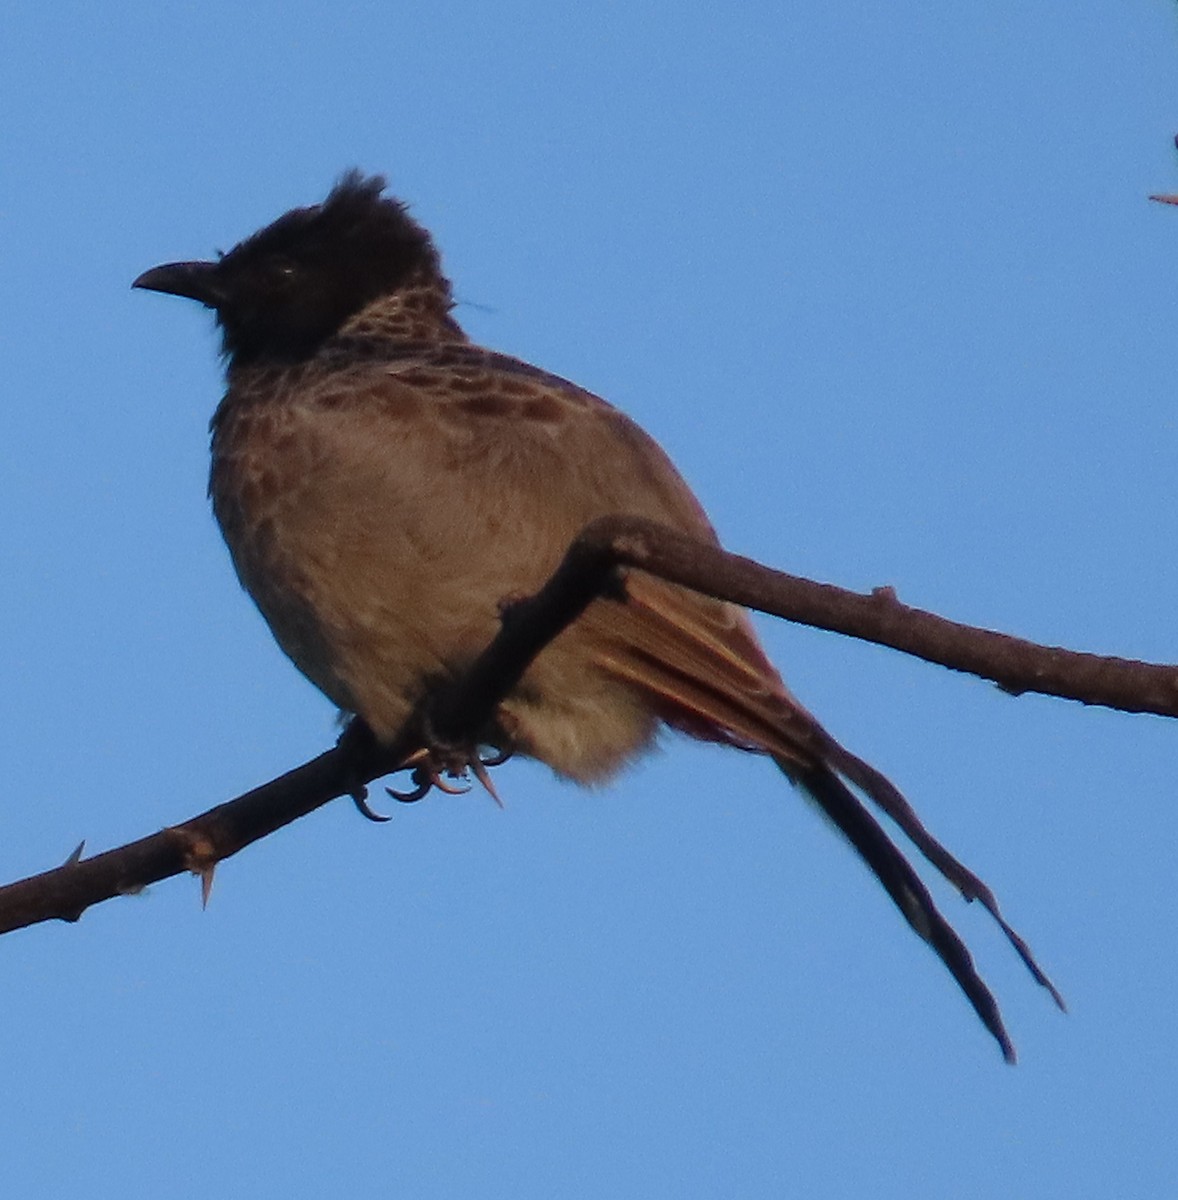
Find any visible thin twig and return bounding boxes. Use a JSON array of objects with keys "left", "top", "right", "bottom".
[
  {"left": 0, "top": 517, "right": 1172, "bottom": 936},
  {"left": 535, "top": 516, "right": 1178, "bottom": 719}
]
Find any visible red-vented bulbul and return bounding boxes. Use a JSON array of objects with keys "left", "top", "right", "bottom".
[{"left": 134, "top": 172, "right": 1061, "bottom": 1060}]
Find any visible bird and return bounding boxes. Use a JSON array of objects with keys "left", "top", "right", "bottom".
[{"left": 133, "top": 171, "right": 1061, "bottom": 1061}]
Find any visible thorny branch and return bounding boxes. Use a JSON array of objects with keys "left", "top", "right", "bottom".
[{"left": 1, "top": 514, "right": 1174, "bottom": 936}]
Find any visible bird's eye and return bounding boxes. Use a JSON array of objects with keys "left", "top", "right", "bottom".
[{"left": 271, "top": 257, "right": 300, "bottom": 284}]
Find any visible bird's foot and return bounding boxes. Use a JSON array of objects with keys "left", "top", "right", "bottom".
[
  {"left": 385, "top": 743, "right": 512, "bottom": 808},
  {"left": 337, "top": 716, "right": 511, "bottom": 819}
]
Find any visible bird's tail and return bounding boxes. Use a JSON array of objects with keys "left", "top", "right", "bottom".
[{"left": 593, "top": 570, "right": 1063, "bottom": 1061}]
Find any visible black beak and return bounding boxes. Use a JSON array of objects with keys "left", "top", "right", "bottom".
[{"left": 132, "top": 260, "right": 223, "bottom": 306}]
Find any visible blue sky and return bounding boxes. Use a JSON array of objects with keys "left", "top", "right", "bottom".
[{"left": 2, "top": 2, "right": 1177, "bottom": 1196}]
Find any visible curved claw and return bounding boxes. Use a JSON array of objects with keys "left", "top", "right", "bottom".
[
  {"left": 478, "top": 745, "right": 513, "bottom": 768},
  {"left": 432, "top": 773, "right": 472, "bottom": 796},
  {"left": 386, "top": 773, "right": 433, "bottom": 803},
  {"left": 350, "top": 787, "right": 393, "bottom": 822}
]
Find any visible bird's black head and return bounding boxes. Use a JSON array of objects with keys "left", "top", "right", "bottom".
[{"left": 133, "top": 172, "right": 446, "bottom": 365}]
